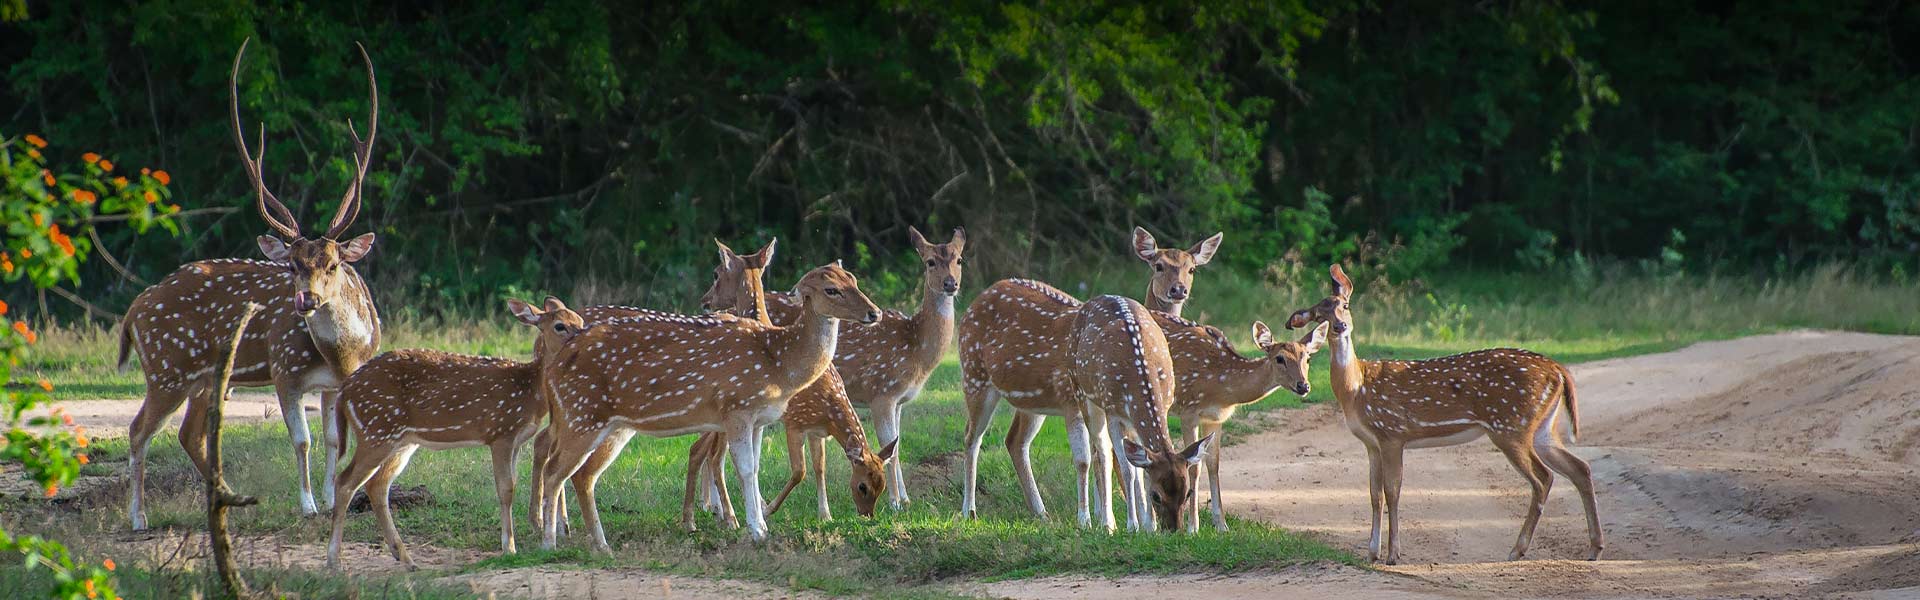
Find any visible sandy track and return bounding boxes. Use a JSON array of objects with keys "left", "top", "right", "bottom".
[{"left": 46, "top": 331, "right": 1920, "bottom": 598}]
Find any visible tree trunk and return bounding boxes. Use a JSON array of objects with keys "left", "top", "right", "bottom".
[{"left": 206, "top": 302, "right": 263, "bottom": 598}]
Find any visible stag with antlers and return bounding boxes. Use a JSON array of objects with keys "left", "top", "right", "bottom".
[{"left": 120, "top": 39, "right": 382, "bottom": 529}]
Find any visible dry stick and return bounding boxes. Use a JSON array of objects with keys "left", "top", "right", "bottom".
[{"left": 207, "top": 302, "right": 263, "bottom": 598}]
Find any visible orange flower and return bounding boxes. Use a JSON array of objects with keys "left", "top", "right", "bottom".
[
  {"left": 112, "top": 176, "right": 128, "bottom": 189},
  {"left": 102, "top": 559, "right": 115, "bottom": 571},
  {"left": 75, "top": 433, "right": 89, "bottom": 448},
  {"left": 17, "top": 248, "right": 29, "bottom": 259},
  {"left": 83, "top": 579, "right": 96, "bottom": 599},
  {"left": 72, "top": 189, "right": 97, "bottom": 205},
  {"left": 0, "top": 299, "right": 7, "bottom": 315},
  {"left": 38, "top": 379, "right": 52, "bottom": 392},
  {"left": 24, "top": 134, "right": 47, "bottom": 148},
  {"left": 1, "top": 258, "right": 11, "bottom": 274},
  {"left": 81, "top": 152, "right": 99, "bottom": 164},
  {"left": 31, "top": 213, "right": 43, "bottom": 227},
  {"left": 98, "top": 159, "right": 114, "bottom": 172},
  {"left": 143, "top": 190, "right": 157, "bottom": 204},
  {"left": 41, "top": 170, "right": 55, "bottom": 186},
  {"left": 44, "top": 484, "right": 58, "bottom": 498},
  {"left": 166, "top": 204, "right": 180, "bottom": 212},
  {"left": 13, "top": 320, "right": 34, "bottom": 344},
  {"left": 153, "top": 170, "right": 171, "bottom": 185},
  {"left": 27, "top": 149, "right": 41, "bottom": 160},
  {"left": 62, "top": 413, "right": 73, "bottom": 426},
  {"left": 77, "top": 454, "right": 89, "bottom": 465}
]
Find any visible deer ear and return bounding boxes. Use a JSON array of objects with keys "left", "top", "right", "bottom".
[
  {"left": 1330, "top": 264, "right": 1352, "bottom": 298},
  {"left": 257, "top": 235, "right": 291, "bottom": 261},
  {"left": 755, "top": 237, "right": 777, "bottom": 265},
  {"left": 1189, "top": 232, "right": 1224, "bottom": 266},
  {"left": 1300, "top": 322, "right": 1329, "bottom": 354},
  {"left": 875, "top": 439, "right": 899, "bottom": 463},
  {"left": 1132, "top": 227, "right": 1159, "bottom": 263},
  {"left": 949, "top": 227, "right": 967, "bottom": 252},
  {"left": 1251, "top": 321, "right": 1274, "bottom": 346},
  {"left": 507, "top": 298, "right": 541, "bottom": 326},
  {"left": 716, "top": 239, "right": 738, "bottom": 266},
  {"left": 833, "top": 259, "right": 844, "bottom": 269},
  {"left": 339, "top": 233, "right": 375, "bottom": 262},
  {"left": 1286, "top": 308, "right": 1313, "bottom": 330},
  {"left": 908, "top": 226, "right": 931, "bottom": 252},
  {"left": 1179, "top": 434, "right": 1214, "bottom": 466},
  {"left": 1123, "top": 438, "right": 1155, "bottom": 469},
  {"left": 543, "top": 296, "right": 567, "bottom": 313}
]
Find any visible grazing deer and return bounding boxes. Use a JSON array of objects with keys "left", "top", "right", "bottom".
[
  {"left": 1287, "top": 264, "right": 1602, "bottom": 563},
  {"left": 725, "top": 227, "right": 964, "bottom": 510},
  {"left": 1069, "top": 295, "right": 1212, "bottom": 532},
  {"left": 326, "top": 298, "right": 583, "bottom": 569},
  {"left": 121, "top": 39, "right": 381, "bottom": 529},
  {"left": 535, "top": 263, "right": 881, "bottom": 549},
  {"left": 1160, "top": 317, "right": 1327, "bottom": 532},
  {"left": 1131, "top": 227, "right": 1222, "bottom": 317},
  {"left": 683, "top": 239, "right": 896, "bottom": 525}
]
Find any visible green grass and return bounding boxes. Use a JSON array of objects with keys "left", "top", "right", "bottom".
[
  {"left": 0, "top": 563, "right": 479, "bottom": 599},
  {"left": 12, "top": 262, "right": 1920, "bottom": 596}
]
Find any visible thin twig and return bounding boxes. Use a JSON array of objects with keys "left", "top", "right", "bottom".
[
  {"left": 44, "top": 286, "right": 120, "bottom": 322},
  {"left": 86, "top": 227, "right": 148, "bottom": 286},
  {"left": 85, "top": 206, "right": 238, "bottom": 223}
]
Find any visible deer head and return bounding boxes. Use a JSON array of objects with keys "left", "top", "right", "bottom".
[
  {"left": 794, "top": 262, "right": 883, "bottom": 324},
  {"left": 1286, "top": 264, "right": 1354, "bottom": 335},
  {"left": 908, "top": 226, "right": 966, "bottom": 296},
  {"left": 1132, "top": 227, "right": 1222, "bottom": 309},
  {"left": 1123, "top": 434, "right": 1214, "bottom": 532},
  {"left": 845, "top": 439, "right": 899, "bottom": 517},
  {"left": 232, "top": 38, "right": 380, "bottom": 317},
  {"left": 508, "top": 296, "right": 586, "bottom": 358},
  {"left": 699, "top": 238, "right": 777, "bottom": 315},
  {"left": 1252, "top": 320, "right": 1329, "bottom": 396}
]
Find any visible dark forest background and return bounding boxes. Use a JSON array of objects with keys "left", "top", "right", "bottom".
[{"left": 4, "top": 0, "right": 1917, "bottom": 315}]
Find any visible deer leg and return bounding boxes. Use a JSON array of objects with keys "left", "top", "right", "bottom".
[
  {"left": 711, "top": 439, "right": 738, "bottom": 529},
  {"left": 528, "top": 427, "right": 558, "bottom": 537},
  {"left": 1204, "top": 422, "right": 1228, "bottom": 532},
  {"left": 1106, "top": 419, "right": 1144, "bottom": 532},
  {"left": 959, "top": 385, "right": 1000, "bottom": 519},
  {"left": 537, "top": 428, "right": 605, "bottom": 550},
  {"left": 1378, "top": 441, "right": 1407, "bottom": 565},
  {"left": 326, "top": 441, "right": 392, "bottom": 569},
  {"left": 571, "top": 430, "right": 634, "bottom": 554},
  {"left": 727, "top": 416, "right": 771, "bottom": 542},
  {"left": 765, "top": 429, "right": 808, "bottom": 520},
  {"left": 1064, "top": 410, "right": 1091, "bottom": 527},
  {"left": 321, "top": 390, "right": 342, "bottom": 512},
  {"left": 811, "top": 434, "right": 832, "bottom": 521},
  {"left": 1538, "top": 411, "right": 1604, "bottom": 560},
  {"left": 1496, "top": 439, "right": 1552, "bottom": 561},
  {"left": 176, "top": 387, "right": 213, "bottom": 481},
  {"left": 683, "top": 433, "right": 716, "bottom": 531},
  {"left": 1087, "top": 407, "right": 1117, "bottom": 533},
  {"left": 1365, "top": 445, "right": 1384, "bottom": 562},
  {"left": 368, "top": 445, "right": 420, "bottom": 569},
  {"left": 1006, "top": 411, "right": 1050, "bottom": 519},
  {"left": 491, "top": 441, "right": 521, "bottom": 555},
  {"left": 273, "top": 382, "right": 321, "bottom": 516},
  {"left": 128, "top": 385, "right": 187, "bottom": 531},
  {"left": 873, "top": 394, "right": 908, "bottom": 510},
  {"left": 1181, "top": 421, "right": 1201, "bottom": 533}
]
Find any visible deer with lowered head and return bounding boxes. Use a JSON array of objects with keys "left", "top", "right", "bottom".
[
  {"left": 1288, "top": 264, "right": 1602, "bottom": 563},
  {"left": 534, "top": 262, "right": 881, "bottom": 549},
  {"left": 720, "top": 226, "right": 964, "bottom": 510},
  {"left": 326, "top": 297, "right": 584, "bottom": 569},
  {"left": 121, "top": 39, "right": 381, "bottom": 529},
  {"left": 1069, "top": 295, "right": 1212, "bottom": 532}
]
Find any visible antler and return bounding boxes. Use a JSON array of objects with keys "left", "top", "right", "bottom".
[
  {"left": 325, "top": 42, "right": 378, "bottom": 240},
  {"left": 230, "top": 37, "right": 301, "bottom": 240}
]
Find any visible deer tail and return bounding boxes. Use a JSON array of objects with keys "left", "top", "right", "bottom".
[
  {"left": 116, "top": 321, "right": 136, "bottom": 373},
  {"left": 334, "top": 393, "right": 353, "bottom": 462},
  {"left": 1560, "top": 364, "right": 1581, "bottom": 444}
]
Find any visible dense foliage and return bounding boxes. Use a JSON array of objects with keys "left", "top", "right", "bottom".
[{"left": 2, "top": 1, "right": 1915, "bottom": 315}]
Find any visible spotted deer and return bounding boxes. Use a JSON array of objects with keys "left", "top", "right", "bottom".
[
  {"left": 958, "top": 278, "right": 1092, "bottom": 524},
  {"left": 535, "top": 263, "right": 881, "bottom": 549},
  {"left": 1131, "top": 227, "right": 1222, "bottom": 317},
  {"left": 1069, "top": 295, "right": 1212, "bottom": 532},
  {"left": 1160, "top": 317, "right": 1327, "bottom": 532},
  {"left": 120, "top": 39, "right": 381, "bottom": 529},
  {"left": 726, "top": 226, "right": 964, "bottom": 510},
  {"left": 326, "top": 298, "right": 584, "bottom": 569},
  {"left": 1287, "top": 264, "right": 1602, "bottom": 563},
  {"left": 683, "top": 239, "right": 895, "bottom": 525}
]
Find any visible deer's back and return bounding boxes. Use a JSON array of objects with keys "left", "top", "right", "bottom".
[
  {"left": 342, "top": 349, "right": 540, "bottom": 445},
  {"left": 958, "top": 280, "right": 1082, "bottom": 408},
  {"left": 1070, "top": 296, "right": 1176, "bottom": 418},
  {"left": 1360, "top": 348, "right": 1568, "bottom": 436},
  {"left": 124, "top": 259, "right": 328, "bottom": 388}
]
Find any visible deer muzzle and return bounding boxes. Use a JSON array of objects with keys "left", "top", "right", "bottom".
[{"left": 293, "top": 291, "right": 320, "bottom": 314}]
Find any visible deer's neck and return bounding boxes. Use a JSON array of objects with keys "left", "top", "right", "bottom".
[
  {"left": 735, "top": 271, "right": 773, "bottom": 327},
  {"left": 1145, "top": 289, "right": 1183, "bottom": 317},
  {"left": 911, "top": 287, "right": 957, "bottom": 361},
  {"left": 769, "top": 306, "right": 841, "bottom": 392},
  {"left": 1328, "top": 327, "right": 1368, "bottom": 408},
  {"left": 1221, "top": 354, "right": 1285, "bottom": 404},
  {"left": 303, "top": 271, "right": 380, "bottom": 369},
  {"left": 823, "top": 377, "right": 870, "bottom": 453}
]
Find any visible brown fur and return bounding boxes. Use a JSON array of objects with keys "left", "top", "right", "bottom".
[
  {"left": 1068, "top": 295, "right": 1211, "bottom": 532},
  {"left": 1131, "top": 226, "right": 1222, "bottom": 317}
]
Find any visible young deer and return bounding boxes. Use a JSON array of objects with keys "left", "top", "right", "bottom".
[
  {"left": 535, "top": 263, "right": 881, "bottom": 549},
  {"left": 1069, "top": 295, "right": 1212, "bottom": 532},
  {"left": 121, "top": 39, "right": 381, "bottom": 529},
  {"left": 326, "top": 298, "right": 584, "bottom": 569},
  {"left": 1158, "top": 316, "right": 1327, "bottom": 531},
  {"left": 726, "top": 227, "right": 964, "bottom": 510},
  {"left": 1131, "top": 227, "right": 1222, "bottom": 317},
  {"left": 1288, "top": 264, "right": 1602, "bottom": 563},
  {"left": 685, "top": 239, "right": 896, "bottom": 525}
]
